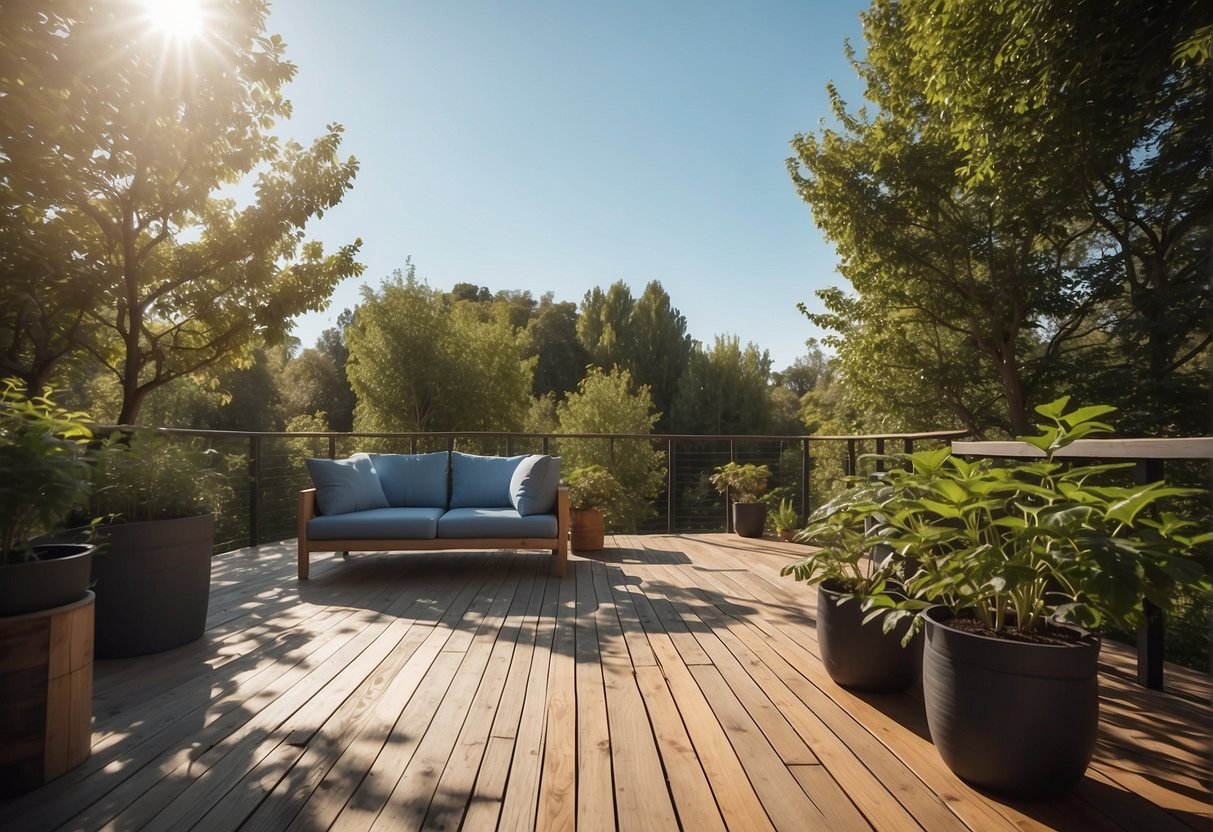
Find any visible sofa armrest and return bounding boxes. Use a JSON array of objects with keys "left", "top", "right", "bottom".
[{"left": 298, "top": 489, "right": 317, "bottom": 579}]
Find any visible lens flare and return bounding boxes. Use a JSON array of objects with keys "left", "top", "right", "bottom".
[{"left": 142, "top": 0, "right": 205, "bottom": 41}]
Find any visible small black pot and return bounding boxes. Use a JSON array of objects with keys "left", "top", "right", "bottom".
[
  {"left": 817, "top": 582, "right": 921, "bottom": 692},
  {"left": 732, "top": 502, "right": 767, "bottom": 538},
  {"left": 0, "top": 544, "right": 95, "bottom": 617},
  {"left": 92, "top": 513, "right": 214, "bottom": 658},
  {"left": 921, "top": 606, "right": 1100, "bottom": 798}
]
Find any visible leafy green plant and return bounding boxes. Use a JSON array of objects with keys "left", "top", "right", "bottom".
[
  {"left": 785, "top": 397, "right": 1212, "bottom": 639},
  {"left": 771, "top": 498, "right": 801, "bottom": 534},
  {"left": 709, "top": 462, "right": 771, "bottom": 504},
  {"left": 565, "top": 465, "right": 622, "bottom": 512},
  {"left": 782, "top": 477, "right": 903, "bottom": 600},
  {"left": 0, "top": 380, "right": 96, "bottom": 564},
  {"left": 90, "top": 430, "right": 233, "bottom": 523}
]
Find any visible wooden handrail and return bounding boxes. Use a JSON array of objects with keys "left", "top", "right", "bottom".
[{"left": 953, "top": 437, "right": 1213, "bottom": 460}]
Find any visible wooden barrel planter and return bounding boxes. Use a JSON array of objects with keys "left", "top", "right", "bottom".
[
  {"left": 571, "top": 509, "right": 605, "bottom": 551},
  {"left": 0, "top": 592, "right": 94, "bottom": 796}
]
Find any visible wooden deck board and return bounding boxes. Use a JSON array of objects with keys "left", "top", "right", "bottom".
[{"left": 0, "top": 535, "right": 1207, "bottom": 832}]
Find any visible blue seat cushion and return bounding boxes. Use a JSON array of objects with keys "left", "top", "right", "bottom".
[
  {"left": 509, "top": 454, "right": 561, "bottom": 516},
  {"left": 306, "top": 454, "right": 389, "bottom": 515},
  {"left": 437, "top": 508, "right": 558, "bottom": 539},
  {"left": 449, "top": 452, "right": 526, "bottom": 509},
  {"left": 307, "top": 507, "right": 444, "bottom": 540},
  {"left": 370, "top": 452, "right": 449, "bottom": 508}
]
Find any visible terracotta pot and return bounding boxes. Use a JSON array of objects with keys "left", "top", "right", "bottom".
[
  {"left": 817, "top": 582, "right": 920, "bottom": 692},
  {"left": 921, "top": 606, "right": 1100, "bottom": 798},
  {"left": 570, "top": 508, "right": 605, "bottom": 551}
]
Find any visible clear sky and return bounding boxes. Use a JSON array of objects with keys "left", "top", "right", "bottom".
[{"left": 265, "top": 1, "right": 869, "bottom": 371}]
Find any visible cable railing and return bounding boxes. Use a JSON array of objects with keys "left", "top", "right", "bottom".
[
  {"left": 89, "top": 425, "right": 1208, "bottom": 688},
  {"left": 92, "top": 427, "right": 968, "bottom": 554}
]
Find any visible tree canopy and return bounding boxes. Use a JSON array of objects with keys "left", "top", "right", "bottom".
[
  {"left": 556, "top": 367, "right": 667, "bottom": 530},
  {"left": 577, "top": 280, "right": 693, "bottom": 429},
  {"left": 0, "top": 0, "right": 362, "bottom": 422},
  {"left": 345, "top": 268, "right": 533, "bottom": 433},
  {"left": 789, "top": 0, "right": 1210, "bottom": 437}
]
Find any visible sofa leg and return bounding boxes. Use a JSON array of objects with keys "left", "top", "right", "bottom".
[
  {"left": 552, "top": 547, "right": 568, "bottom": 577},
  {"left": 298, "top": 547, "right": 310, "bottom": 580}
]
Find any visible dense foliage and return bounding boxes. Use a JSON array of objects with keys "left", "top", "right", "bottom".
[
  {"left": 789, "top": 0, "right": 1210, "bottom": 438},
  {"left": 0, "top": 0, "right": 362, "bottom": 423}
]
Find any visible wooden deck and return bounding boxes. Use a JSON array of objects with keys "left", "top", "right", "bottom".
[{"left": 1, "top": 534, "right": 1209, "bottom": 831}]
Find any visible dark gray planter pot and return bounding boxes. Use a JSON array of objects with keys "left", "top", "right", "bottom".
[
  {"left": 92, "top": 513, "right": 214, "bottom": 659},
  {"left": 732, "top": 502, "right": 767, "bottom": 538},
  {"left": 0, "top": 544, "right": 95, "bottom": 617},
  {"left": 921, "top": 606, "right": 1100, "bottom": 799},
  {"left": 817, "top": 582, "right": 921, "bottom": 692}
]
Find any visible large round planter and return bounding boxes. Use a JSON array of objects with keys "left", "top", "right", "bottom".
[
  {"left": 0, "top": 544, "right": 94, "bottom": 617},
  {"left": 921, "top": 606, "right": 1100, "bottom": 798},
  {"left": 731, "top": 502, "right": 767, "bottom": 538},
  {"left": 817, "top": 582, "right": 921, "bottom": 692},
  {"left": 570, "top": 509, "right": 605, "bottom": 552},
  {"left": 0, "top": 592, "right": 94, "bottom": 795},
  {"left": 92, "top": 513, "right": 215, "bottom": 659}
]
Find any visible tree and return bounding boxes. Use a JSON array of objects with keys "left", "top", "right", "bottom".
[
  {"left": 346, "top": 268, "right": 533, "bottom": 433},
  {"left": 525, "top": 296, "right": 589, "bottom": 399},
  {"left": 790, "top": 0, "right": 1210, "bottom": 436},
  {"left": 0, "top": 0, "right": 362, "bottom": 422},
  {"left": 279, "top": 349, "right": 344, "bottom": 428},
  {"left": 905, "top": 0, "right": 1211, "bottom": 435},
  {"left": 556, "top": 368, "right": 666, "bottom": 530},
  {"left": 806, "top": 289, "right": 1006, "bottom": 436},
  {"left": 772, "top": 341, "right": 834, "bottom": 398},
  {"left": 577, "top": 280, "right": 692, "bottom": 429},
  {"left": 312, "top": 315, "right": 357, "bottom": 431},
  {"left": 672, "top": 336, "right": 772, "bottom": 435}
]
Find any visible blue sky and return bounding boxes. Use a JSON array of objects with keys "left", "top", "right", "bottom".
[{"left": 267, "top": 1, "right": 869, "bottom": 370}]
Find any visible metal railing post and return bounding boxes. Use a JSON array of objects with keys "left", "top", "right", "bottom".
[
  {"left": 248, "top": 435, "right": 261, "bottom": 547},
  {"left": 801, "top": 439, "right": 810, "bottom": 516},
  {"left": 1135, "top": 458, "right": 1166, "bottom": 690},
  {"left": 667, "top": 438, "right": 676, "bottom": 533}
]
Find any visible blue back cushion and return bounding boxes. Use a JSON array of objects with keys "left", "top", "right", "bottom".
[
  {"left": 305, "top": 454, "right": 389, "bottom": 515},
  {"left": 370, "top": 452, "right": 450, "bottom": 508},
  {"left": 509, "top": 455, "right": 561, "bottom": 516},
  {"left": 449, "top": 452, "right": 525, "bottom": 508}
]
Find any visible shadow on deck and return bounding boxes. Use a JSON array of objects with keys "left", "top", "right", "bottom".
[{"left": 1, "top": 533, "right": 1208, "bottom": 831}]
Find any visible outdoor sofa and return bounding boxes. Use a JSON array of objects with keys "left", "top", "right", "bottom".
[{"left": 298, "top": 451, "right": 568, "bottom": 579}]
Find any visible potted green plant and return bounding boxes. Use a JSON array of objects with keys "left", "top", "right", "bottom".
[
  {"left": 0, "top": 380, "right": 97, "bottom": 615},
  {"left": 873, "top": 398, "right": 1210, "bottom": 798},
  {"left": 0, "top": 379, "right": 98, "bottom": 795},
  {"left": 781, "top": 480, "right": 922, "bottom": 692},
  {"left": 86, "top": 430, "right": 233, "bottom": 658},
  {"left": 771, "top": 498, "right": 801, "bottom": 541},
  {"left": 565, "top": 465, "right": 621, "bottom": 552},
  {"left": 710, "top": 462, "right": 771, "bottom": 538}
]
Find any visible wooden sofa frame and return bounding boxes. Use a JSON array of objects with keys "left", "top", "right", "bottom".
[{"left": 297, "top": 486, "right": 570, "bottom": 580}]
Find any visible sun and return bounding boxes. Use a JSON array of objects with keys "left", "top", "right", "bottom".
[{"left": 141, "top": 0, "right": 206, "bottom": 41}]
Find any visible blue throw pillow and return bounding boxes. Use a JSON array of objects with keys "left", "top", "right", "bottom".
[
  {"left": 370, "top": 452, "right": 450, "bottom": 508},
  {"left": 510, "top": 455, "right": 560, "bottom": 516},
  {"left": 305, "top": 454, "right": 389, "bottom": 515},
  {"left": 449, "top": 452, "right": 525, "bottom": 508}
]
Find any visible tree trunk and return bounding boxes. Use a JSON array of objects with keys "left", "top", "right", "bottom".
[{"left": 998, "top": 340, "right": 1031, "bottom": 437}]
